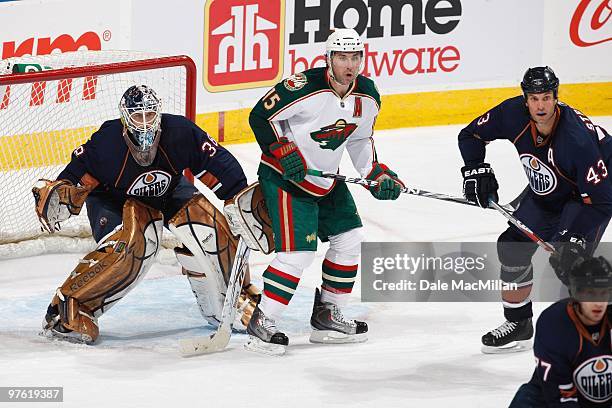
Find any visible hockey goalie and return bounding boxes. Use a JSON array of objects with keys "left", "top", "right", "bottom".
[{"left": 32, "top": 85, "right": 262, "bottom": 344}]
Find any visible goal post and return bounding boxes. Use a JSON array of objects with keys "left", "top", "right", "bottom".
[{"left": 0, "top": 51, "right": 197, "bottom": 258}]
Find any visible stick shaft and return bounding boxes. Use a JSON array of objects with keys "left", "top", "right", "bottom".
[{"left": 306, "top": 169, "right": 513, "bottom": 211}]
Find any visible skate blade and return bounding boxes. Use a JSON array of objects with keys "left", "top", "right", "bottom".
[
  {"left": 481, "top": 339, "right": 532, "bottom": 354},
  {"left": 309, "top": 329, "right": 368, "bottom": 344},
  {"left": 244, "top": 336, "right": 286, "bottom": 356},
  {"left": 39, "top": 328, "right": 94, "bottom": 345}
]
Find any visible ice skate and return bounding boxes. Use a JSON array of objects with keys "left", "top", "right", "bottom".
[
  {"left": 245, "top": 306, "right": 288, "bottom": 356},
  {"left": 309, "top": 288, "right": 368, "bottom": 344},
  {"left": 481, "top": 318, "right": 533, "bottom": 354},
  {"left": 40, "top": 303, "right": 98, "bottom": 345}
]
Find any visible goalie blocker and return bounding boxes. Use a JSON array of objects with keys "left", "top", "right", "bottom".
[{"left": 223, "top": 182, "right": 275, "bottom": 255}]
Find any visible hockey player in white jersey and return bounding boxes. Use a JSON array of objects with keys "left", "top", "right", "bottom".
[{"left": 228, "top": 29, "right": 404, "bottom": 355}]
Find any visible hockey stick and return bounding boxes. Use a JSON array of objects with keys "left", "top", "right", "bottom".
[
  {"left": 488, "top": 200, "right": 556, "bottom": 252},
  {"left": 306, "top": 169, "right": 516, "bottom": 212},
  {"left": 178, "top": 238, "right": 250, "bottom": 356}
]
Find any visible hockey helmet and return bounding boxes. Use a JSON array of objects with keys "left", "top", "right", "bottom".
[
  {"left": 325, "top": 28, "right": 364, "bottom": 55},
  {"left": 568, "top": 256, "right": 612, "bottom": 302},
  {"left": 520, "top": 66, "right": 559, "bottom": 99},
  {"left": 119, "top": 85, "right": 162, "bottom": 166}
]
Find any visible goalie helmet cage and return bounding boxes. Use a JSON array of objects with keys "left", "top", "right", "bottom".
[{"left": 0, "top": 51, "right": 197, "bottom": 259}]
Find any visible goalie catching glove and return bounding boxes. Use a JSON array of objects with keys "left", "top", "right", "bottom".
[
  {"left": 365, "top": 163, "right": 404, "bottom": 200},
  {"left": 32, "top": 179, "right": 92, "bottom": 233}
]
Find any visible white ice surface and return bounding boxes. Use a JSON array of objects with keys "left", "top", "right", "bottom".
[{"left": 2, "top": 117, "right": 612, "bottom": 408}]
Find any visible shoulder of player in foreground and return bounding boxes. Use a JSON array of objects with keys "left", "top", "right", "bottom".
[
  {"left": 355, "top": 74, "right": 381, "bottom": 107},
  {"left": 536, "top": 298, "right": 577, "bottom": 339}
]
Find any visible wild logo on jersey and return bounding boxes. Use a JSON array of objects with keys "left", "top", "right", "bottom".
[
  {"left": 573, "top": 355, "right": 612, "bottom": 403},
  {"left": 520, "top": 154, "right": 557, "bottom": 195},
  {"left": 283, "top": 73, "right": 307, "bottom": 91},
  {"left": 128, "top": 170, "right": 171, "bottom": 197},
  {"left": 310, "top": 119, "right": 357, "bottom": 151}
]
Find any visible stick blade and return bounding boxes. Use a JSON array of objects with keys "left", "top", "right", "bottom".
[{"left": 179, "top": 328, "right": 231, "bottom": 356}]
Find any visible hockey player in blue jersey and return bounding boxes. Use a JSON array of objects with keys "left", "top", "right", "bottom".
[
  {"left": 458, "top": 67, "right": 612, "bottom": 353},
  {"left": 509, "top": 256, "right": 612, "bottom": 407},
  {"left": 32, "top": 85, "right": 259, "bottom": 344}
]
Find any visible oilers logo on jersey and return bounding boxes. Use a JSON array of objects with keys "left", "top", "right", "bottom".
[
  {"left": 573, "top": 355, "right": 612, "bottom": 403},
  {"left": 309, "top": 119, "right": 357, "bottom": 151},
  {"left": 128, "top": 170, "right": 171, "bottom": 197},
  {"left": 520, "top": 154, "right": 557, "bottom": 195}
]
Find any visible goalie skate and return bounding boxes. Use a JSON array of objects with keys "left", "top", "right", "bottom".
[
  {"left": 40, "top": 303, "right": 97, "bottom": 345},
  {"left": 309, "top": 288, "right": 368, "bottom": 344},
  {"left": 481, "top": 318, "right": 533, "bottom": 354}
]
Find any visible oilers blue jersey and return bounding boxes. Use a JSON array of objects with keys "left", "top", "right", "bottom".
[
  {"left": 528, "top": 299, "right": 612, "bottom": 407},
  {"left": 57, "top": 114, "right": 247, "bottom": 209},
  {"left": 458, "top": 96, "right": 612, "bottom": 236}
]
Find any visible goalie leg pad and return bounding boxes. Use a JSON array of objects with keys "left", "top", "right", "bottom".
[
  {"left": 169, "top": 193, "right": 244, "bottom": 327},
  {"left": 43, "top": 200, "right": 163, "bottom": 343}
]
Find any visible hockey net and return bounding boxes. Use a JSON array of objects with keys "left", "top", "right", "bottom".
[{"left": 0, "top": 51, "right": 196, "bottom": 260}]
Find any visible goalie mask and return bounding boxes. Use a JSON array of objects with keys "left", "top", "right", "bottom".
[{"left": 119, "top": 85, "right": 162, "bottom": 166}]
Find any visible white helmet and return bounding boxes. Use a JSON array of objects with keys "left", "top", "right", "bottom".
[{"left": 325, "top": 28, "right": 364, "bottom": 55}]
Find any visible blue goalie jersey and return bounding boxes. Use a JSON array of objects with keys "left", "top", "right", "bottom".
[{"left": 56, "top": 114, "right": 247, "bottom": 209}]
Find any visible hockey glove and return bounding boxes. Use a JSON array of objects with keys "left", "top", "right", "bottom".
[
  {"left": 366, "top": 163, "right": 404, "bottom": 200},
  {"left": 549, "top": 233, "right": 587, "bottom": 285},
  {"left": 461, "top": 163, "right": 499, "bottom": 208},
  {"left": 32, "top": 179, "right": 91, "bottom": 233},
  {"left": 269, "top": 137, "right": 307, "bottom": 183}
]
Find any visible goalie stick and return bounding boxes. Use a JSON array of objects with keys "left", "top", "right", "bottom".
[
  {"left": 306, "top": 169, "right": 516, "bottom": 212},
  {"left": 178, "top": 238, "right": 250, "bottom": 356}
]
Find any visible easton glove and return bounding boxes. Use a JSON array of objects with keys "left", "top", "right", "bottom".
[
  {"left": 269, "top": 137, "right": 307, "bottom": 183},
  {"left": 461, "top": 162, "right": 499, "bottom": 208},
  {"left": 550, "top": 233, "right": 587, "bottom": 285}
]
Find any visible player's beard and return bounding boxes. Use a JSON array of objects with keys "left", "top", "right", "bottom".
[{"left": 331, "top": 68, "right": 355, "bottom": 86}]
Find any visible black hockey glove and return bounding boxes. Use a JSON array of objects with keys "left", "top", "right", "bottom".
[
  {"left": 461, "top": 163, "right": 499, "bottom": 208},
  {"left": 549, "top": 233, "right": 587, "bottom": 285}
]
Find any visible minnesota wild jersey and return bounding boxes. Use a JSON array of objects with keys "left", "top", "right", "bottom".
[{"left": 250, "top": 67, "right": 381, "bottom": 197}]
